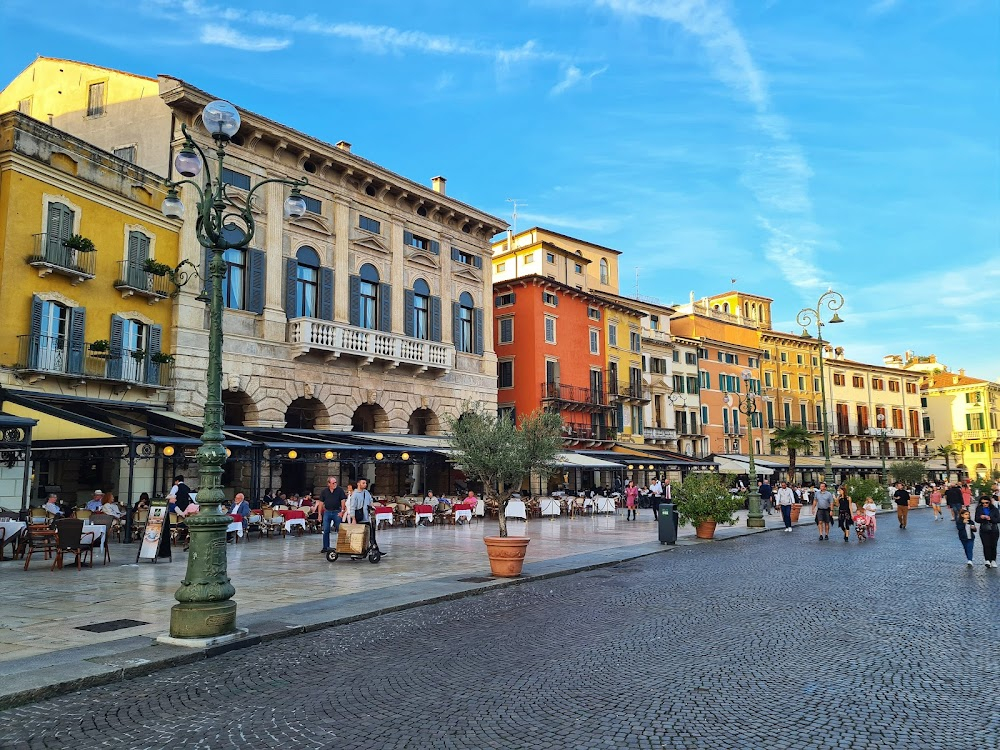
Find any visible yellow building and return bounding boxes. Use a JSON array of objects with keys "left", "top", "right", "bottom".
[
  {"left": 922, "top": 370, "right": 1000, "bottom": 479},
  {"left": 0, "top": 110, "right": 181, "bottom": 506}
]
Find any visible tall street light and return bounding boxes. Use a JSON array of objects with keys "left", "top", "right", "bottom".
[
  {"left": 723, "top": 370, "right": 765, "bottom": 528},
  {"left": 797, "top": 289, "right": 844, "bottom": 488},
  {"left": 160, "top": 100, "right": 307, "bottom": 642},
  {"left": 866, "top": 413, "right": 893, "bottom": 509}
]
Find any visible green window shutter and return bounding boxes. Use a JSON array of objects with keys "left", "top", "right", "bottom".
[
  {"left": 66, "top": 307, "right": 86, "bottom": 375},
  {"left": 284, "top": 257, "right": 298, "bottom": 319},
  {"left": 430, "top": 296, "right": 442, "bottom": 341},
  {"left": 473, "top": 308, "right": 484, "bottom": 355},
  {"left": 107, "top": 314, "right": 124, "bottom": 380},
  {"left": 28, "top": 295, "right": 43, "bottom": 368},
  {"left": 247, "top": 249, "right": 266, "bottom": 314},
  {"left": 319, "top": 267, "right": 334, "bottom": 321},
  {"left": 718, "top": 374, "right": 725, "bottom": 391},
  {"left": 451, "top": 247, "right": 461, "bottom": 262},
  {"left": 348, "top": 275, "right": 361, "bottom": 327},
  {"left": 146, "top": 324, "right": 162, "bottom": 385},
  {"left": 127, "top": 232, "right": 148, "bottom": 289},
  {"left": 472, "top": 255, "right": 482, "bottom": 269},
  {"left": 404, "top": 288, "right": 415, "bottom": 337},
  {"left": 378, "top": 283, "right": 392, "bottom": 333},
  {"left": 452, "top": 302, "right": 461, "bottom": 348},
  {"left": 46, "top": 202, "right": 73, "bottom": 261}
]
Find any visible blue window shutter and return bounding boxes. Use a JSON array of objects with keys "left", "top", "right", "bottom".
[
  {"left": 429, "top": 240, "right": 440, "bottom": 255},
  {"left": 404, "top": 288, "right": 415, "bottom": 337},
  {"left": 378, "top": 283, "right": 392, "bottom": 332},
  {"left": 473, "top": 255, "right": 482, "bottom": 269},
  {"left": 66, "top": 307, "right": 86, "bottom": 374},
  {"left": 146, "top": 324, "right": 162, "bottom": 385},
  {"left": 247, "top": 249, "right": 266, "bottom": 314},
  {"left": 107, "top": 314, "right": 124, "bottom": 380},
  {"left": 473, "top": 308, "right": 484, "bottom": 355},
  {"left": 451, "top": 246, "right": 461, "bottom": 262},
  {"left": 28, "top": 295, "right": 43, "bottom": 368},
  {"left": 319, "top": 267, "right": 334, "bottom": 321},
  {"left": 452, "top": 302, "right": 461, "bottom": 348},
  {"left": 348, "top": 275, "right": 361, "bottom": 327},
  {"left": 430, "top": 296, "right": 442, "bottom": 342},
  {"left": 403, "top": 230, "right": 413, "bottom": 247},
  {"left": 284, "top": 257, "right": 298, "bottom": 319},
  {"left": 46, "top": 203, "right": 73, "bottom": 259}
]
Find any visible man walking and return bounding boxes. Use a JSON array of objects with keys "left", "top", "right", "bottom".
[
  {"left": 649, "top": 477, "right": 663, "bottom": 520},
  {"left": 893, "top": 482, "right": 911, "bottom": 529},
  {"left": 775, "top": 481, "right": 796, "bottom": 532},
  {"left": 320, "top": 476, "right": 347, "bottom": 553},
  {"left": 945, "top": 481, "right": 964, "bottom": 521},
  {"left": 758, "top": 479, "right": 773, "bottom": 515},
  {"left": 812, "top": 481, "right": 834, "bottom": 540}
]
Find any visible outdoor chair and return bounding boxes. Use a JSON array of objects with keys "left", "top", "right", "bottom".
[
  {"left": 73, "top": 509, "right": 92, "bottom": 521},
  {"left": 132, "top": 509, "right": 149, "bottom": 541},
  {"left": 88, "top": 513, "right": 115, "bottom": 564},
  {"left": 21, "top": 524, "right": 57, "bottom": 569},
  {"left": 261, "top": 508, "right": 285, "bottom": 539},
  {"left": 51, "top": 518, "right": 94, "bottom": 571},
  {"left": 246, "top": 511, "right": 263, "bottom": 538}
]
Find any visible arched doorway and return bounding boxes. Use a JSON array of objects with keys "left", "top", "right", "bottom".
[
  {"left": 407, "top": 407, "right": 440, "bottom": 435},
  {"left": 222, "top": 391, "right": 254, "bottom": 427},
  {"left": 285, "top": 397, "right": 325, "bottom": 430},
  {"left": 351, "top": 403, "right": 389, "bottom": 433}
]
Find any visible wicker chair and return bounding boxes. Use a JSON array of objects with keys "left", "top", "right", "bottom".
[
  {"left": 21, "top": 524, "right": 57, "bottom": 569},
  {"left": 51, "top": 519, "right": 94, "bottom": 571}
]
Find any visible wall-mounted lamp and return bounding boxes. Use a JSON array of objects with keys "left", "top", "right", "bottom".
[
  {"left": 401, "top": 452, "right": 410, "bottom": 461},
  {"left": 375, "top": 452, "right": 384, "bottom": 461},
  {"left": 163, "top": 445, "right": 175, "bottom": 457},
  {"left": 224, "top": 447, "right": 232, "bottom": 459},
  {"left": 324, "top": 450, "right": 335, "bottom": 460},
  {"left": 627, "top": 464, "right": 634, "bottom": 470},
  {"left": 288, "top": 450, "right": 298, "bottom": 460},
  {"left": 638, "top": 464, "right": 645, "bottom": 470}
]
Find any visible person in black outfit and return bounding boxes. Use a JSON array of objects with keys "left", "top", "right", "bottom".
[
  {"left": 974, "top": 495, "right": 999, "bottom": 568},
  {"left": 169, "top": 475, "right": 192, "bottom": 514},
  {"left": 944, "top": 482, "right": 964, "bottom": 521},
  {"left": 758, "top": 480, "right": 773, "bottom": 514},
  {"left": 893, "top": 482, "right": 911, "bottom": 529},
  {"left": 320, "top": 476, "right": 347, "bottom": 553}
]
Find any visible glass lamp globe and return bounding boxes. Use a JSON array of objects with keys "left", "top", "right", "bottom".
[
  {"left": 174, "top": 147, "right": 202, "bottom": 178},
  {"left": 202, "top": 100, "right": 241, "bottom": 139},
  {"left": 284, "top": 191, "right": 307, "bottom": 219},
  {"left": 161, "top": 193, "right": 185, "bottom": 220}
]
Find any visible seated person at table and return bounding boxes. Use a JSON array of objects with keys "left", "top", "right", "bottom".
[
  {"left": 463, "top": 490, "right": 479, "bottom": 507},
  {"left": 134, "top": 493, "right": 151, "bottom": 514},
  {"left": 229, "top": 493, "right": 250, "bottom": 527},
  {"left": 101, "top": 492, "right": 124, "bottom": 519},
  {"left": 43, "top": 493, "right": 64, "bottom": 517},
  {"left": 86, "top": 490, "right": 105, "bottom": 513},
  {"left": 300, "top": 493, "right": 314, "bottom": 507}
]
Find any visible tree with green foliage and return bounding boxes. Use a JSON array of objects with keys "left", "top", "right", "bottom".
[
  {"left": 889, "top": 460, "right": 925, "bottom": 487},
  {"left": 446, "top": 406, "right": 562, "bottom": 538},
  {"left": 769, "top": 424, "right": 813, "bottom": 483},
  {"left": 675, "top": 472, "right": 744, "bottom": 527},
  {"left": 933, "top": 444, "right": 960, "bottom": 481},
  {"left": 842, "top": 476, "right": 889, "bottom": 508}
]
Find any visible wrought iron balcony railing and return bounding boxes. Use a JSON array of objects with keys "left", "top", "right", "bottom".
[
  {"left": 13, "top": 334, "right": 172, "bottom": 387},
  {"left": 26, "top": 233, "right": 96, "bottom": 283},
  {"left": 114, "top": 260, "right": 173, "bottom": 301}
]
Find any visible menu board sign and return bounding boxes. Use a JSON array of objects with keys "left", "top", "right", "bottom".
[{"left": 137, "top": 502, "right": 171, "bottom": 562}]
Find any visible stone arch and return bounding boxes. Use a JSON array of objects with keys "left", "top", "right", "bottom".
[
  {"left": 408, "top": 407, "right": 441, "bottom": 435},
  {"left": 975, "top": 463, "right": 988, "bottom": 478},
  {"left": 222, "top": 390, "right": 257, "bottom": 427},
  {"left": 351, "top": 402, "right": 390, "bottom": 433},
  {"left": 285, "top": 396, "right": 328, "bottom": 430}
]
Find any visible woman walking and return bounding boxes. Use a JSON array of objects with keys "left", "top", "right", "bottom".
[
  {"left": 973, "top": 495, "right": 999, "bottom": 568},
  {"left": 625, "top": 480, "right": 639, "bottom": 521},
  {"left": 956, "top": 508, "right": 977, "bottom": 567},
  {"left": 929, "top": 485, "right": 943, "bottom": 521},
  {"left": 835, "top": 486, "right": 856, "bottom": 543}
]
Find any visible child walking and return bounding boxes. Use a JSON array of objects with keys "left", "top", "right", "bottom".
[{"left": 956, "top": 508, "right": 977, "bottom": 567}]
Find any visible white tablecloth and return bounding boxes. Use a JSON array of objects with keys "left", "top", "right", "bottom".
[
  {"left": 284, "top": 518, "right": 306, "bottom": 533},
  {"left": 374, "top": 510, "right": 394, "bottom": 525},
  {"left": 504, "top": 500, "right": 527, "bottom": 520},
  {"left": 415, "top": 511, "right": 434, "bottom": 524},
  {"left": 82, "top": 524, "right": 107, "bottom": 549},
  {"left": 227, "top": 521, "right": 244, "bottom": 538},
  {"left": 595, "top": 497, "right": 616, "bottom": 514},
  {"left": 0, "top": 521, "right": 26, "bottom": 550},
  {"left": 540, "top": 498, "right": 561, "bottom": 517},
  {"left": 454, "top": 509, "right": 472, "bottom": 523}
]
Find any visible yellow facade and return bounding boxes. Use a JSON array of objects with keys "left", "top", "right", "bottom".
[
  {"left": 922, "top": 371, "right": 1000, "bottom": 478},
  {"left": 760, "top": 331, "right": 823, "bottom": 440},
  {"left": 599, "top": 294, "right": 646, "bottom": 442},
  {"left": 0, "top": 111, "right": 180, "bottom": 399}
]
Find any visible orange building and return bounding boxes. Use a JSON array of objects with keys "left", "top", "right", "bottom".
[{"left": 494, "top": 275, "right": 625, "bottom": 445}]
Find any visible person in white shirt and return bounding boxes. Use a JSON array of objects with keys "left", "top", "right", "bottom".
[
  {"left": 649, "top": 478, "right": 663, "bottom": 519},
  {"left": 775, "top": 481, "right": 796, "bottom": 532},
  {"left": 42, "top": 494, "right": 63, "bottom": 517},
  {"left": 100, "top": 492, "right": 124, "bottom": 519}
]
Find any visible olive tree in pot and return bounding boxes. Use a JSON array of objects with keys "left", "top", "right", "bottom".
[
  {"left": 889, "top": 460, "right": 926, "bottom": 507},
  {"left": 446, "top": 405, "right": 562, "bottom": 577},
  {"left": 675, "top": 472, "right": 743, "bottom": 540}
]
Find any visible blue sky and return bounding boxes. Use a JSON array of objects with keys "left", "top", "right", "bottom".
[{"left": 2, "top": 0, "right": 998, "bottom": 378}]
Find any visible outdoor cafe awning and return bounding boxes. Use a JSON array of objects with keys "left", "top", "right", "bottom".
[{"left": 554, "top": 452, "right": 625, "bottom": 469}]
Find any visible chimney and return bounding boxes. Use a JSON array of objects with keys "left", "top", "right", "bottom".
[
  {"left": 431, "top": 176, "right": 447, "bottom": 195},
  {"left": 952, "top": 376, "right": 960, "bottom": 385},
  {"left": 335, "top": 140, "right": 351, "bottom": 152},
  {"left": 959, "top": 368, "right": 965, "bottom": 376}
]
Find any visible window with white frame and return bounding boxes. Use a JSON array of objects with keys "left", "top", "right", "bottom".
[
  {"left": 498, "top": 317, "right": 514, "bottom": 344},
  {"left": 589, "top": 328, "right": 599, "bottom": 354},
  {"left": 544, "top": 315, "right": 556, "bottom": 344},
  {"left": 608, "top": 324, "right": 618, "bottom": 347}
]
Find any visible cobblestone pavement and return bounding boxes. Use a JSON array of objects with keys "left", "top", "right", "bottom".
[{"left": 2, "top": 511, "right": 997, "bottom": 750}]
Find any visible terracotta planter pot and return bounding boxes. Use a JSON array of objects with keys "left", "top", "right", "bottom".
[
  {"left": 791, "top": 503, "right": 802, "bottom": 523},
  {"left": 483, "top": 536, "right": 530, "bottom": 577},
  {"left": 695, "top": 520, "right": 717, "bottom": 539},
  {"left": 908, "top": 495, "right": 920, "bottom": 508}
]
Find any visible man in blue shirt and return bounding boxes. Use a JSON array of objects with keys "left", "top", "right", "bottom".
[
  {"left": 758, "top": 480, "right": 773, "bottom": 515},
  {"left": 85, "top": 491, "right": 105, "bottom": 513}
]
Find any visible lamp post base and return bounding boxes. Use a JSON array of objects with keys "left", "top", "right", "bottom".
[
  {"left": 158, "top": 624, "right": 247, "bottom": 650},
  {"left": 746, "top": 489, "right": 766, "bottom": 528},
  {"left": 747, "top": 516, "right": 766, "bottom": 528},
  {"left": 168, "top": 600, "right": 238, "bottom": 640}
]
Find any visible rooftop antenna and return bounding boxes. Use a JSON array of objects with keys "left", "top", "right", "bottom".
[
  {"left": 635, "top": 266, "right": 640, "bottom": 298},
  {"left": 506, "top": 198, "right": 527, "bottom": 235}
]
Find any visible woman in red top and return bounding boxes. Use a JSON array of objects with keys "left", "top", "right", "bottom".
[{"left": 625, "top": 481, "right": 639, "bottom": 521}]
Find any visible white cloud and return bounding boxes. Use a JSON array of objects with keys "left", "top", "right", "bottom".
[
  {"left": 199, "top": 24, "right": 290, "bottom": 52},
  {"left": 550, "top": 64, "right": 609, "bottom": 95}
]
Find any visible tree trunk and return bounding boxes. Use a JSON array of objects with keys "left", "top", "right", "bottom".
[
  {"left": 495, "top": 483, "right": 509, "bottom": 538},
  {"left": 788, "top": 449, "right": 797, "bottom": 484}
]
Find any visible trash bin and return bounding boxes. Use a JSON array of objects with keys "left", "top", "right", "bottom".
[{"left": 658, "top": 503, "right": 678, "bottom": 544}]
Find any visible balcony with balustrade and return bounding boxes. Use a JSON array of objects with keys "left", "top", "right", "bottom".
[
  {"left": 562, "top": 421, "right": 616, "bottom": 444},
  {"left": 13, "top": 335, "right": 172, "bottom": 388},
  {"left": 114, "top": 260, "right": 173, "bottom": 303},
  {"left": 609, "top": 381, "right": 652, "bottom": 403},
  {"left": 644, "top": 426, "right": 678, "bottom": 444},
  {"left": 952, "top": 429, "right": 1000, "bottom": 442},
  {"left": 26, "top": 233, "right": 96, "bottom": 284},
  {"left": 539, "top": 382, "right": 610, "bottom": 412},
  {"left": 288, "top": 318, "right": 454, "bottom": 374}
]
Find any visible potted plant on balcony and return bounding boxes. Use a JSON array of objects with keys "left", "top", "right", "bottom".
[
  {"left": 62, "top": 234, "right": 96, "bottom": 253},
  {"left": 675, "top": 472, "right": 743, "bottom": 540},
  {"left": 142, "top": 258, "right": 173, "bottom": 277},
  {"left": 150, "top": 352, "right": 174, "bottom": 364},
  {"left": 446, "top": 405, "right": 562, "bottom": 577},
  {"left": 130, "top": 348, "right": 147, "bottom": 362},
  {"left": 88, "top": 340, "right": 110, "bottom": 359}
]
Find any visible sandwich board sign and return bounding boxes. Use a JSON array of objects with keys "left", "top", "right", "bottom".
[{"left": 137, "top": 501, "right": 172, "bottom": 562}]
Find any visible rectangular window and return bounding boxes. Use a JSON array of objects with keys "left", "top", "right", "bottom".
[
  {"left": 454, "top": 248, "right": 479, "bottom": 266},
  {"left": 892, "top": 408, "right": 904, "bottom": 429},
  {"left": 649, "top": 315, "right": 659, "bottom": 330},
  {"left": 587, "top": 307, "right": 601, "bottom": 320},
  {"left": 18, "top": 97, "right": 30, "bottom": 115},
  {"left": 813, "top": 377, "right": 820, "bottom": 392},
  {"left": 833, "top": 373, "right": 846, "bottom": 386},
  {"left": 498, "top": 360, "right": 514, "bottom": 389},
  {"left": 495, "top": 292, "right": 515, "bottom": 308},
  {"left": 302, "top": 196, "right": 322, "bottom": 215},
  {"left": 222, "top": 168, "right": 251, "bottom": 191},
  {"left": 359, "top": 215, "right": 381, "bottom": 234},
  {"left": 852, "top": 375, "right": 865, "bottom": 388},
  {"left": 608, "top": 324, "right": 618, "bottom": 347},
  {"left": 905, "top": 382, "right": 917, "bottom": 394},
  {"left": 780, "top": 351, "right": 788, "bottom": 363},
  {"left": 796, "top": 354, "right": 804, "bottom": 365},
  {"left": 701, "top": 405, "right": 709, "bottom": 424},
  {"left": 113, "top": 145, "right": 136, "bottom": 163},
  {"left": 888, "top": 380, "right": 900, "bottom": 392},
  {"left": 747, "top": 357, "right": 757, "bottom": 368},
  {"left": 524, "top": 253, "right": 534, "bottom": 264},
  {"left": 495, "top": 262, "right": 506, "bottom": 273},
  {"left": 498, "top": 404, "right": 516, "bottom": 423},
  {"left": 872, "top": 378, "right": 884, "bottom": 391},
  {"left": 544, "top": 316, "right": 556, "bottom": 344},
  {"left": 764, "top": 372, "right": 773, "bottom": 387},
  {"left": 798, "top": 375, "right": 806, "bottom": 391},
  {"left": 700, "top": 370, "right": 711, "bottom": 389},
  {"left": 685, "top": 352, "right": 697, "bottom": 365},
  {"left": 589, "top": 328, "right": 600, "bottom": 354},
  {"left": 87, "top": 82, "right": 105, "bottom": 117},
  {"left": 812, "top": 356, "right": 818, "bottom": 366},
  {"left": 498, "top": 317, "right": 514, "bottom": 344},
  {"left": 542, "top": 291, "right": 558, "bottom": 306},
  {"left": 223, "top": 248, "right": 247, "bottom": 310},
  {"left": 763, "top": 350, "right": 772, "bottom": 360},
  {"left": 781, "top": 374, "right": 789, "bottom": 389},
  {"left": 698, "top": 347, "right": 709, "bottom": 359},
  {"left": 630, "top": 331, "right": 641, "bottom": 353},
  {"left": 651, "top": 357, "right": 667, "bottom": 374},
  {"left": 545, "top": 252, "right": 556, "bottom": 263},
  {"left": 405, "top": 231, "right": 435, "bottom": 253},
  {"left": 687, "top": 375, "right": 698, "bottom": 394},
  {"left": 574, "top": 263, "right": 583, "bottom": 274},
  {"left": 673, "top": 350, "right": 680, "bottom": 362},
  {"left": 799, "top": 403, "right": 808, "bottom": 426}
]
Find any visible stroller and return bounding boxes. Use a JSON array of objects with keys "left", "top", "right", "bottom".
[{"left": 853, "top": 514, "right": 873, "bottom": 542}]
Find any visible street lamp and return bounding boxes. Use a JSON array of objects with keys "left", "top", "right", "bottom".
[
  {"left": 797, "top": 289, "right": 844, "bottom": 488},
  {"left": 866, "top": 413, "right": 892, "bottom": 509},
  {"left": 160, "top": 100, "right": 307, "bottom": 642},
  {"left": 723, "top": 370, "right": 765, "bottom": 528}
]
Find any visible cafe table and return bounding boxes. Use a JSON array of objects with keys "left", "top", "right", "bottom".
[{"left": 0, "top": 520, "right": 27, "bottom": 560}]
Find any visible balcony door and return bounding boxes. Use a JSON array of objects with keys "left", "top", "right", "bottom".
[
  {"left": 37, "top": 300, "right": 68, "bottom": 372},
  {"left": 45, "top": 202, "right": 74, "bottom": 265},
  {"left": 545, "top": 359, "right": 560, "bottom": 397},
  {"left": 120, "top": 318, "right": 147, "bottom": 382},
  {"left": 590, "top": 369, "right": 603, "bottom": 405},
  {"left": 126, "top": 231, "right": 151, "bottom": 290}
]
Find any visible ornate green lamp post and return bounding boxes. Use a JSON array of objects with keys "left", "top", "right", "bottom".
[
  {"left": 797, "top": 289, "right": 844, "bottom": 488},
  {"left": 867, "top": 413, "right": 893, "bottom": 509},
  {"left": 724, "top": 370, "right": 765, "bottom": 528},
  {"left": 159, "top": 100, "right": 307, "bottom": 641}
]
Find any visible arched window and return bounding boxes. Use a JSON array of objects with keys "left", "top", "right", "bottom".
[
  {"left": 412, "top": 279, "right": 430, "bottom": 340},
  {"left": 295, "top": 246, "right": 320, "bottom": 318},
  {"left": 723, "top": 302, "right": 730, "bottom": 313},
  {"left": 458, "top": 291, "right": 474, "bottom": 353},
  {"left": 359, "top": 263, "right": 380, "bottom": 330},
  {"left": 599, "top": 258, "right": 609, "bottom": 285}
]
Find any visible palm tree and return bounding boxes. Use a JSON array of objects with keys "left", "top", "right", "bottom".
[
  {"left": 770, "top": 425, "right": 813, "bottom": 484},
  {"left": 933, "top": 443, "right": 960, "bottom": 482}
]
